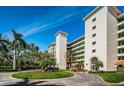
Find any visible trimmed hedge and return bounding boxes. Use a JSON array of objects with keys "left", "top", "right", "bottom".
[
  {"left": 0, "top": 61, "right": 11, "bottom": 66},
  {"left": 89, "top": 71, "right": 116, "bottom": 73},
  {"left": 0, "top": 69, "right": 17, "bottom": 72},
  {"left": 0, "top": 66, "right": 12, "bottom": 69}
]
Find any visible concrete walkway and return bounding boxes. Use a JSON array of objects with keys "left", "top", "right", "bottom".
[{"left": 0, "top": 72, "right": 123, "bottom": 86}]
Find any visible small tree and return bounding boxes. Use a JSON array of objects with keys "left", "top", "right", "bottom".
[
  {"left": 76, "top": 62, "right": 84, "bottom": 71},
  {"left": 65, "top": 49, "right": 76, "bottom": 69},
  {"left": 95, "top": 60, "right": 103, "bottom": 71}
]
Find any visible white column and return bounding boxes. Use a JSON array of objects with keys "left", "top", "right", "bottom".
[{"left": 55, "top": 31, "right": 68, "bottom": 69}]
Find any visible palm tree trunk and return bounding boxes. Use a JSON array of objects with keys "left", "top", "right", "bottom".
[{"left": 13, "top": 48, "right": 16, "bottom": 69}]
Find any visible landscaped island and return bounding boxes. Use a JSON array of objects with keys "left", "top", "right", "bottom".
[
  {"left": 96, "top": 72, "right": 124, "bottom": 83},
  {"left": 12, "top": 70, "right": 74, "bottom": 79}
]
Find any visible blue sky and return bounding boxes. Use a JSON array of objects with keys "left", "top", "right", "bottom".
[{"left": 0, "top": 6, "right": 124, "bottom": 51}]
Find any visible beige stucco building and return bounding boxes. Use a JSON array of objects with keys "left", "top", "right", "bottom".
[
  {"left": 48, "top": 6, "right": 124, "bottom": 71},
  {"left": 84, "top": 6, "right": 119, "bottom": 71}
]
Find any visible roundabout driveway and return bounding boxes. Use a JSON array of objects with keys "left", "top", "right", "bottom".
[
  {"left": 0, "top": 72, "right": 108, "bottom": 86},
  {"left": 0, "top": 72, "right": 23, "bottom": 86}
]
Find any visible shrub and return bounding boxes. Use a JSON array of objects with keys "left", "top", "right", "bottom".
[
  {"left": 0, "top": 61, "right": 12, "bottom": 66},
  {"left": 89, "top": 71, "right": 117, "bottom": 73},
  {"left": 47, "top": 67, "right": 59, "bottom": 72},
  {"left": 0, "top": 66, "right": 12, "bottom": 69},
  {"left": 0, "top": 69, "right": 17, "bottom": 72},
  {"left": 70, "top": 67, "right": 77, "bottom": 72}
]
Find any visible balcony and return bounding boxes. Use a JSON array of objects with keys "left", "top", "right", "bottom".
[
  {"left": 117, "top": 45, "right": 124, "bottom": 49},
  {"left": 118, "top": 37, "right": 124, "bottom": 41},
  {"left": 117, "top": 53, "right": 124, "bottom": 57},
  {"left": 118, "top": 21, "right": 124, "bottom": 26},
  {"left": 117, "top": 29, "right": 124, "bottom": 34}
]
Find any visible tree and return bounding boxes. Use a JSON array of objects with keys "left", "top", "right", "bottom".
[
  {"left": 65, "top": 49, "right": 76, "bottom": 69},
  {"left": 95, "top": 60, "right": 104, "bottom": 71},
  {"left": 12, "top": 29, "right": 27, "bottom": 69},
  {"left": 39, "top": 52, "right": 56, "bottom": 71},
  {"left": 76, "top": 62, "right": 84, "bottom": 71},
  {"left": 0, "top": 34, "right": 12, "bottom": 63}
]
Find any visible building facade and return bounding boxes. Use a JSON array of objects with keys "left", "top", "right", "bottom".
[
  {"left": 117, "top": 13, "right": 124, "bottom": 60},
  {"left": 84, "top": 6, "right": 119, "bottom": 71},
  {"left": 48, "top": 33, "right": 85, "bottom": 69},
  {"left": 48, "top": 6, "right": 124, "bottom": 71},
  {"left": 67, "top": 36, "right": 85, "bottom": 65},
  {"left": 48, "top": 42, "right": 56, "bottom": 55},
  {"left": 55, "top": 32, "right": 68, "bottom": 69}
]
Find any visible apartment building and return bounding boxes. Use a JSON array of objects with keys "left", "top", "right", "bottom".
[
  {"left": 48, "top": 6, "right": 124, "bottom": 71},
  {"left": 116, "top": 13, "right": 124, "bottom": 71},
  {"left": 48, "top": 42, "right": 56, "bottom": 56},
  {"left": 67, "top": 36, "right": 85, "bottom": 64},
  {"left": 117, "top": 14, "right": 124, "bottom": 60},
  {"left": 48, "top": 33, "right": 85, "bottom": 69},
  {"left": 84, "top": 6, "right": 121, "bottom": 71}
]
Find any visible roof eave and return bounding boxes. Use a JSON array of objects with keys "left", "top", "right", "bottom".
[{"left": 83, "top": 6, "right": 103, "bottom": 21}]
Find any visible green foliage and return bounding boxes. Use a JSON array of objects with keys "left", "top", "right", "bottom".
[
  {"left": 66, "top": 49, "right": 76, "bottom": 63},
  {"left": 0, "top": 69, "right": 17, "bottom": 72},
  {"left": 0, "top": 30, "right": 56, "bottom": 71},
  {"left": 76, "top": 62, "right": 84, "bottom": 70},
  {"left": 0, "top": 66, "right": 12, "bottom": 69},
  {"left": 40, "top": 54, "right": 56, "bottom": 69},
  {"left": 95, "top": 60, "right": 104, "bottom": 71},
  {"left": 65, "top": 49, "right": 76, "bottom": 69},
  {"left": 39, "top": 53, "right": 56, "bottom": 70}
]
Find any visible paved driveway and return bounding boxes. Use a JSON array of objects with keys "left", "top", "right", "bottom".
[
  {"left": 0, "top": 72, "right": 24, "bottom": 86},
  {"left": 0, "top": 72, "right": 108, "bottom": 86},
  {"left": 1, "top": 72, "right": 124, "bottom": 86}
]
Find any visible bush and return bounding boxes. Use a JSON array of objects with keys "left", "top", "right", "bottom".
[
  {"left": 17, "top": 65, "right": 41, "bottom": 70},
  {"left": 0, "top": 61, "right": 12, "bottom": 66},
  {"left": 70, "top": 68, "right": 77, "bottom": 72},
  {"left": 47, "top": 67, "right": 59, "bottom": 72},
  {"left": 0, "top": 66, "right": 12, "bottom": 69},
  {"left": 0, "top": 69, "right": 17, "bottom": 72},
  {"left": 89, "top": 71, "right": 117, "bottom": 73}
]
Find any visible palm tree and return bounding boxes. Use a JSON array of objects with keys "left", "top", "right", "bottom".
[
  {"left": 95, "top": 60, "right": 104, "bottom": 71},
  {"left": 12, "top": 29, "right": 27, "bottom": 69},
  {"left": 65, "top": 49, "right": 76, "bottom": 69}
]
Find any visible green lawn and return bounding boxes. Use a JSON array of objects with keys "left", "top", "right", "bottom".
[
  {"left": 96, "top": 72, "right": 124, "bottom": 83},
  {"left": 12, "top": 70, "right": 74, "bottom": 79}
]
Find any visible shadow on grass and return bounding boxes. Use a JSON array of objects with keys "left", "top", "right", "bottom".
[{"left": 4, "top": 78, "right": 64, "bottom": 86}]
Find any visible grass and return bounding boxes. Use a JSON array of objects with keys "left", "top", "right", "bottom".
[
  {"left": 96, "top": 72, "right": 124, "bottom": 83},
  {"left": 12, "top": 70, "right": 74, "bottom": 79}
]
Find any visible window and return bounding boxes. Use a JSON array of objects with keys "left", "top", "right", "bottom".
[
  {"left": 92, "top": 25, "right": 96, "bottom": 30},
  {"left": 92, "top": 18, "right": 96, "bottom": 22},
  {"left": 92, "top": 33, "right": 96, "bottom": 37},
  {"left": 92, "top": 49, "right": 96, "bottom": 53},
  {"left": 92, "top": 41, "right": 96, "bottom": 45}
]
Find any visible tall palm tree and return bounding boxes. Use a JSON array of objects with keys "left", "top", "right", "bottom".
[
  {"left": 12, "top": 29, "right": 26, "bottom": 69},
  {"left": 65, "top": 49, "right": 76, "bottom": 69}
]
